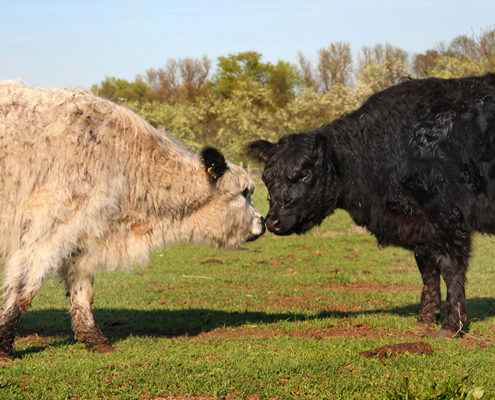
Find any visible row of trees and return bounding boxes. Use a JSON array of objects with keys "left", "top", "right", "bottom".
[{"left": 91, "top": 27, "right": 495, "bottom": 160}]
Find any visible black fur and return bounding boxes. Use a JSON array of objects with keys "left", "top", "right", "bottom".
[
  {"left": 247, "top": 73, "right": 495, "bottom": 336},
  {"left": 201, "top": 147, "right": 228, "bottom": 183}
]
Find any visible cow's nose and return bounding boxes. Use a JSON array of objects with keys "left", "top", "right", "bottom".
[
  {"left": 266, "top": 218, "right": 281, "bottom": 233},
  {"left": 246, "top": 217, "right": 266, "bottom": 242}
]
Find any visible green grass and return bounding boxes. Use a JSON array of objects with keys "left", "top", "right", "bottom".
[{"left": 1, "top": 187, "right": 494, "bottom": 399}]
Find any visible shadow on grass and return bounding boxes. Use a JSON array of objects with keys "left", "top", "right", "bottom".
[{"left": 17, "top": 297, "right": 495, "bottom": 343}]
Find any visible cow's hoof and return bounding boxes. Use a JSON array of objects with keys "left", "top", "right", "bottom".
[
  {"left": 434, "top": 328, "right": 459, "bottom": 338},
  {"left": 410, "top": 322, "right": 437, "bottom": 337},
  {"left": 417, "top": 314, "right": 440, "bottom": 326}
]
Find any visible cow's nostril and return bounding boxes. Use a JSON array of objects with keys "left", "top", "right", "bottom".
[{"left": 267, "top": 218, "right": 281, "bottom": 233}]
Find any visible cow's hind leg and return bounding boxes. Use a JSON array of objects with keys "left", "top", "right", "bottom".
[
  {"left": 0, "top": 290, "right": 22, "bottom": 360},
  {"left": 436, "top": 249, "right": 469, "bottom": 337},
  {"left": 0, "top": 248, "right": 60, "bottom": 359},
  {"left": 61, "top": 266, "right": 113, "bottom": 353},
  {"left": 415, "top": 252, "right": 441, "bottom": 325}
]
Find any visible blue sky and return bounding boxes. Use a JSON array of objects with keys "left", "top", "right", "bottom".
[{"left": 1, "top": 1, "right": 494, "bottom": 89}]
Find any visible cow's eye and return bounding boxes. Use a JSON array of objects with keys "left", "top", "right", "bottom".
[
  {"left": 300, "top": 170, "right": 312, "bottom": 183},
  {"left": 242, "top": 188, "right": 250, "bottom": 198}
]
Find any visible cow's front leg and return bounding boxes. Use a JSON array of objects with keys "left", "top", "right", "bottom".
[
  {"left": 64, "top": 272, "right": 114, "bottom": 353},
  {"left": 415, "top": 252, "right": 441, "bottom": 325}
]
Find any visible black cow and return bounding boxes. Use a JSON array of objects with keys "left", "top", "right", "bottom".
[{"left": 247, "top": 73, "right": 495, "bottom": 337}]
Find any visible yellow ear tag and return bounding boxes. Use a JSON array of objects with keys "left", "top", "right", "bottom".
[{"left": 207, "top": 163, "right": 218, "bottom": 180}]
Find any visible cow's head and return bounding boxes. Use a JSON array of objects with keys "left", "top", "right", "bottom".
[
  {"left": 196, "top": 147, "right": 265, "bottom": 247},
  {"left": 246, "top": 133, "right": 340, "bottom": 235}
]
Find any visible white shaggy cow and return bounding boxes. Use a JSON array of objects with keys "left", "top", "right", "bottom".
[{"left": 0, "top": 81, "right": 265, "bottom": 359}]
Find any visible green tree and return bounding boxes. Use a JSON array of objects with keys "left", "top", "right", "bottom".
[
  {"left": 100, "top": 25, "right": 495, "bottom": 161},
  {"left": 413, "top": 26, "right": 495, "bottom": 78},
  {"left": 267, "top": 60, "right": 303, "bottom": 107},
  {"left": 426, "top": 56, "right": 489, "bottom": 79},
  {"left": 214, "top": 51, "right": 270, "bottom": 97},
  {"left": 91, "top": 76, "right": 152, "bottom": 103},
  {"left": 356, "top": 43, "right": 409, "bottom": 95},
  {"left": 412, "top": 49, "right": 442, "bottom": 78},
  {"left": 214, "top": 51, "right": 301, "bottom": 107}
]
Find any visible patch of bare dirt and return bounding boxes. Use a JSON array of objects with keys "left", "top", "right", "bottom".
[
  {"left": 249, "top": 280, "right": 415, "bottom": 312},
  {"left": 258, "top": 293, "right": 361, "bottom": 312},
  {"left": 459, "top": 333, "right": 495, "bottom": 349},
  {"left": 405, "top": 324, "right": 439, "bottom": 338},
  {"left": 224, "top": 282, "right": 262, "bottom": 291},
  {"left": 247, "top": 254, "right": 301, "bottom": 268},
  {"left": 348, "top": 225, "right": 370, "bottom": 235},
  {"left": 194, "top": 318, "right": 388, "bottom": 340},
  {"left": 200, "top": 258, "right": 223, "bottom": 265},
  {"left": 142, "top": 397, "right": 217, "bottom": 400},
  {"left": 390, "top": 269, "right": 409, "bottom": 274},
  {"left": 190, "top": 320, "right": 488, "bottom": 343},
  {"left": 268, "top": 257, "right": 283, "bottom": 266},
  {"left": 143, "top": 396, "right": 268, "bottom": 400},
  {"left": 15, "top": 334, "right": 50, "bottom": 345},
  {"left": 360, "top": 341, "right": 433, "bottom": 361},
  {"left": 303, "top": 319, "right": 387, "bottom": 339},
  {"left": 326, "top": 280, "right": 419, "bottom": 293}
]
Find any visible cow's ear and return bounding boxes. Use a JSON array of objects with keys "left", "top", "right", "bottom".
[
  {"left": 201, "top": 147, "right": 228, "bottom": 184},
  {"left": 245, "top": 140, "right": 275, "bottom": 163}
]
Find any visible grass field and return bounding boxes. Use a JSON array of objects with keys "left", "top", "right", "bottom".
[{"left": 1, "top": 186, "right": 495, "bottom": 399}]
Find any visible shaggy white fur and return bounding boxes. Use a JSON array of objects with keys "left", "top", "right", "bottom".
[{"left": 0, "top": 81, "right": 264, "bottom": 357}]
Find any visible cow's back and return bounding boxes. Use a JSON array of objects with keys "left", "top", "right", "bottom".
[
  {"left": 324, "top": 74, "right": 495, "bottom": 239},
  {"left": 0, "top": 82, "right": 129, "bottom": 257}
]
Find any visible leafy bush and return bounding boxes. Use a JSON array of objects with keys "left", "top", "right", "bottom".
[{"left": 93, "top": 27, "right": 495, "bottom": 161}]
